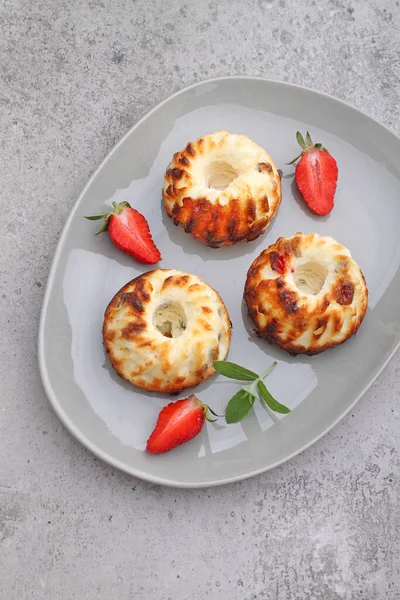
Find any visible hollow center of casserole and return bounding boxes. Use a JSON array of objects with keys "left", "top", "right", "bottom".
[
  {"left": 206, "top": 161, "right": 238, "bottom": 190},
  {"left": 294, "top": 261, "right": 328, "bottom": 295},
  {"left": 153, "top": 302, "right": 187, "bottom": 338}
]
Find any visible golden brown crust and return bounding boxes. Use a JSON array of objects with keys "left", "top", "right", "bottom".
[
  {"left": 163, "top": 131, "right": 282, "bottom": 247},
  {"left": 244, "top": 233, "right": 368, "bottom": 355},
  {"left": 103, "top": 269, "right": 231, "bottom": 393}
]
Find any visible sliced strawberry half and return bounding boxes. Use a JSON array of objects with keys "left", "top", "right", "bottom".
[
  {"left": 288, "top": 131, "right": 338, "bottom": 216},
  {"left": 85, "top": 201, "right": 161, "bottom": 264},
  {"left": 146, "top": 395, "right": 219, "bottom": 454}
]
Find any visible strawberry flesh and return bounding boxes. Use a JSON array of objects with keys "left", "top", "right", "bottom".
[
  {"left": 296, "top": 149, "right": 338, "bottom": 216},
  {"left": 146, "top": 395, "right": 205, "bottom": 453},
  {"left": 289, "top": 131, "right": 338, "bottom": 216},
  {"left": 108, "top": 207, "right": 161, "bottom": 264}
]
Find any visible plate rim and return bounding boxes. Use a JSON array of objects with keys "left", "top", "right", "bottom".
[{"left": 38, "top": 75, "right": 400, "bottom": 488}]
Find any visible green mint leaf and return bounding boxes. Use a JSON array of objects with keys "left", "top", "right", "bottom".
[
  {"left": 225, "top": 389, "right": 256, "bottom": 424},
  {"left": 213, "top": 361, "right": 258, "bottom": 381},
  {"left": 257, "top": 380, "right": 291, "bottom": 414}
]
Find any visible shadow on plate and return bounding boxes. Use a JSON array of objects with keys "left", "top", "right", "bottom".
[
  {"left": 288, "top": 177, "right": 331, "bottom": 223},
  {"left": 240, "top": 296, "right": 326, "bottom": 366},
  {"left": 101, "top": 348, "right": 222, "bottom": 401}
]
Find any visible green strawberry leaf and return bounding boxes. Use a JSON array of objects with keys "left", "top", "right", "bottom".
[
  {"left": 257, "top": 380, "right": 291, "bottom": 414},
  {"left": 225, "top": 389, "right": 256, "bottom": 424},
  {"left": 213, "top": 361, "right": 258, "bottom": 381},
  {"left": 84, "top": 214, "right": 108, "bottom": 220},
  {"left": 206, "top": 405, "right": 221, "bottom": 417},
  {"left": 296, "top": 131, "right": 306, "bottom": 149},
  {"left": 204, "top": 405, "right": 223, "bottom": 422},
  {"left": 94, "top": 218, "right": 110, "bottom": 235}
]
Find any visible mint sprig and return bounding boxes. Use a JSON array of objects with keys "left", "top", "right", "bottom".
[
  {"left": 213, "top": 361, "right": 259, "bottom": 381},
  {"left": 213, "top": 360, "right": 291, "bottom": 423},
  {"left": 257, "top": 380, "right": 290, "bottom": 414},
  {"left": 224, "top": 389, "right": 256, "bottom": 424}
]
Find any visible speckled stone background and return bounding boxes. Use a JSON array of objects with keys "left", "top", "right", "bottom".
[{"left": 1, "top": 0, "right": 400, "bottom": 598}]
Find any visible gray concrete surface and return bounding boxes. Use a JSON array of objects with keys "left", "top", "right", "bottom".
[{"left": 1, "top": 0, "right": 400, "bottom": 598}]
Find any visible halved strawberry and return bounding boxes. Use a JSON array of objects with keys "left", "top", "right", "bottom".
[
  {"left": 146, "top": 395, "right": 219, "bottom": 454},
  {"left": 85, "top": 201, "right": 161, "bottom": 264},
  {"left": 288, "top": 131, "right": 338, "bottom": 216}
]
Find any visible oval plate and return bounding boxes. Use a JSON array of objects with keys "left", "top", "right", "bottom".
[{"left": 39, "top": 77, "right": 400, "bottom": 488}]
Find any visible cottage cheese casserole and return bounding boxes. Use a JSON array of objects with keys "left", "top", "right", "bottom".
[
  {"left": 103, "top": 269, "right": 231, "bottom": 392},
  {"left": 163, "top": 130, "right": 282, "bottom": 247},
  {"left": 244, "top": 233, "right": 368, "bottom": 355}
]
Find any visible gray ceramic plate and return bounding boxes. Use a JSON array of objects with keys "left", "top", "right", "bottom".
[{"left": 39, "top": 77, "right": 400, "bottom": 488}]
